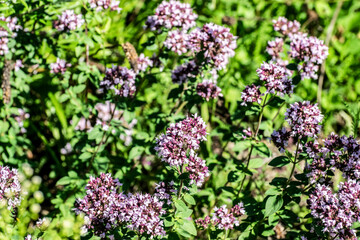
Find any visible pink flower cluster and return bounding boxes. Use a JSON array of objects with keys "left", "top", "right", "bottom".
[
  {"left": 289, "top": 34, "right": 329, "bottom": 79},
  {"left": 154, "top": 181, "right": 177, "bottom": 205},
  {"left": 188, "top": 23, "right": 237, "bottom": 70},
  {"left": 54, "top": 10, "right": 84, "bottom": 31},
  {"left": 284, "top": 101, "right": 323, "bottom": 138},
  {"left": 268, "top": 17, "right": 329, "bottom": 80},
  {"left": 145, "top": 0, "right": 197, "bottom": 31},
  {"left": 88, "top": 0, "right": 121, "bottom": 12},
  {"left": 75, "top": 173, "right": 166, "bottom": 239},
  {"left": 308, "top": 181, "right": 360, "bottom": 240},
  {"left": 196, "top": 203, "right": 245, "bottom": 230},
  {"left": 100, "top": 66, "right": 136, "bottom": 97},
  {"left": 305, "top": 134, "right": 360, "bottom": 184},
  {"left": 50, "top": 58, "right": 71, "bottom": 74},
  {"left": 164, "top": 29, "right": 189, "bottom": 55},
  {"left": 155, "top": 114, "right": 209, "bottom": 186},
  {"left": 273, "top": 17, "right": 300, "bottom": 36},
  {"left": 0, "top": 165, "right": 21, "bottom": 210},
  {"left": 0, "top": 16, "right": 21, "bottom": 55},
  {"left": 256, "top": 62, "right": 293, "bottom": 96},
  {"left": 196, "top": 80, "right": 222, "bottom": 101},
  {"left": 241, "top": 84, "right": 262, "bottom": 106},
  {"left": 136, "top": 53, "right": 153, "bottom": 73}
]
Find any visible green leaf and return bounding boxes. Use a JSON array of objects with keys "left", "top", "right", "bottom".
[
  {"left": 56, "top": 177, "right": 71, "bottom": 186},
  {"left": 184, "top": 194, "right": 196, "bottom": 205},
  {"left": 73, "top": 84, "right": 86, "bottom": 94},
  {"left": 264, "top": 195, "right": 283, "bottom": 217},
  {"left": 128, "top": 146, "right": 144, "bottom": 160},
  {"left": 174, "top": 199, "right": 188, "bottom": 212},
  {"left": 286, "top": 63, "right": 298, "bottom": 71},
  {"left": 248, "top": 158, "right": 264, "bottom": 169},
  {"left": 268, "top": 156, "right": 290, "bottom": 167},
  {"left": 180, "top": 220, "right": 197, "bottom": 236}
]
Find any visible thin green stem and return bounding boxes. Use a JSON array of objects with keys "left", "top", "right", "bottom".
[{"left": 286, "top": 140, "right": 301, "bottom": 186}]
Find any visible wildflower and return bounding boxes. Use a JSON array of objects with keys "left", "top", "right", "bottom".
[
  {"left": 155, "top": 114, "right": 207, "bottom": 167},
  {"left": 100, "top": 66, "right": 136, "bottom": 97},
  {"left": 196, "top": 79, "right": 222, "bottom": 101},
  {"left": 171, "top": 60, "right": 199, "bottom": 84},
  {"left": 271, "top": 127, "right": 291, "bottom": 153},
  {"left": 285, "top": 101, "right": 323, "bottom": 138},
  {"left": 0, "top": 165, "right": 21, "bottom": 210},
  {"left": 241, "top": 84, "right": 262, "bottom": 106},
  {"left": 256, "top": 62, "right": 293, "bottom": 96},
  {"left": 273, "top": 17, "right": 300, "bottom": 36},
  {"left": 186, "top": 152, "right": 210, "bottom": 186},
  {"left": 164, "top": 29, "right": 189, "bottom": 55},
  {"left": 266, "top": 37, "right": 284, "bottom": 59},
  {"left": 136, "top": 53, "right": 153, "bottom": 73},
  {"left": 145, "top": 0, "right": 197, "bottom": 31},
  {"left": 54, "top": 10, "right": 84, "bottom": 31},
  {"left": 14, "top": 108, "right": 30, "bottom": 134},
  {"left": 88, "top": 0, "right": 121, "bottom": 12},
  {"left": 154, "top": 181, "right": 177, "bottom": 205},
  {"left": 50, "top": 58, "right": 71, "bottom": 74}
]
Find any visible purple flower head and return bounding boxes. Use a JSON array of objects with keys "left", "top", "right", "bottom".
[
  {"left": 188, "top": 23, "right": 237, "bottom": 70},
  {"left": 88, "top": 0, "right": 121, "bottom": 12},
  {"left": 154, "top": 181, "right": 177, "bottom": 205},
  {"left": 164, "top": 29, "right": 189, "bottom": 55},
  {"left": 145, "top": 0, "right": 197, "bottom": 31},
  {"left": 256, "top": 62, "right": 293, "bottom": 96},
  {"left": 308, "top": 181, "right": 360, "bottom": 240},
  {"left": 196, "top": 79, "right": 222, "bottom": 101},
  {"left": 50, "top": 58, "right": 71, "bottom": 74},
  {"left": 171, "top": 60, "right": 199, "bottom": 84},
  {"left": 155, "top": 114, "right": 207, "bottom": 167},
  {"left": 241, "top": 84, "right": 262, "bottom": 106},
  {"left": 0, "top": 16, "right": 21, "bottom": 55},
  {"left": 14, "top": 108, "right": 30, "bottom": 133},
  {"left": 100, "top": 66, "right": 136, "bottom": 97},
  {"left": 186, "top": 151, "right": 210, "bottom": 186},
  {"left": 54, "top": 10, "right": 84, "bottom": 31},
  {"left": 74, "top": 173, "right": 125, "bottom": 237},
  {"left": 289, "top": 34, "right": 329, "bottom": 79},
  {"left": 266, "top": 37, "right": 284, "bottom": 59},
  {"left": 273, "top": 17, "right": 300, "bottom": 36},
  {"left": 285, "top": 101, "right": 323, "bottom": 138},
  {"left": 0, "top": 165, "right": 21, "bottom": 210},
  {"left": 196, "top": 203, "right": 245, "bottom": 230},
  {"left": 136, "top": 53, "right": 153, "bottom": 73},
  {"left": 271, "top": 127, "right": 291, "bottom": 153}
]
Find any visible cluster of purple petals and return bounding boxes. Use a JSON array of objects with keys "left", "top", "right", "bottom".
[
  {"left": 14, "top": 108, "right": 30, "bottom": 134},
  {"left": 273, "top": 17, "right": 300, "bottom": 37},
  {"left": 256, "top": 62, "right": 293, "bottom": 96},
  {"left": 195, "top": 203, "right": 245, "bottom": 230},
  {"left": 241, "top": 84, "right": 262, "bottom": 106},
  {"left": 88, "top": 0, "right": 121, "bottom": 12},
  {"left": 242, "top": 127, "right": 252, "bottom": 140},
  {"left": 171, "top": 60, "right": 199, "bottom": 84},
  {"left": 196, "top": 80, "right": 222, "bottom": 101},
  {"left": 136, "top": 53, "right": 153, "bottom": 73},
  {"left": 145, "top": 0, "right": 197, "bottom": 31},
  {"left": 271, "top": 127, "right": 291, "bottom": 153},
  {"left": 305, "top": 134, "right": 360, "bottom": 184},
  {"left": 0, "top": 16, "right": 22, "bottom": 55},
  {"left": 266, "top": 37, "right": 284, "bottom": 59},
  {"left": 54, "top": 10, "right": 84, "bottom": 31},
  {"left": 75, "top": 173, "right": 166, "bottom": 239},
  {"left": 50, "top": 58, "right": 71, "bottom": 74},
  {"left": 164, "top": 29, "right": 189, "bottom": 55},
  {"left": 289, "top": 34, "right": 329, "bottom": 79},
  {"left": 154, "top": 181, "right": 177, "bottom": 205},
  {"left": 0, "top": 165, "right": 21, "bottom": 210},
  {"left": 186, "top": 152, "right": 210, "bottom": 187},
  {"left": 187, "top": 23, "right": 237, "bottom": 70},
  {"left": 155, "top": 114, "right": 207, "bottom": 167},
  {"left": 100, "top": 66, "right": 136, "bottom": 97},
  {"left": 155, "top": 115, "right": 209, "bottom": 186},
  {"left": 284, "top": 101, "right": 323, "bottom": 138},
  {"left": 308, "top": 181, "right": 360, "bottom": 240}
]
